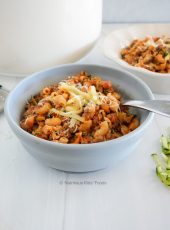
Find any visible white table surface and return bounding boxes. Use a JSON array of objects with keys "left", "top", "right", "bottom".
[{"left": 1, "top": 24, "right": 170, "bottom": 230}]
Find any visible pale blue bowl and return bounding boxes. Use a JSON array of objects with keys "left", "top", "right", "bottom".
[{"left": 5, "top": 64, "right": 154, "bottom": 172}]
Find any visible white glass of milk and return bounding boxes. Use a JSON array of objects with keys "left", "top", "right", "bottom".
[{"left": 0, "top": 0, "right": 102, "bottom": 76}]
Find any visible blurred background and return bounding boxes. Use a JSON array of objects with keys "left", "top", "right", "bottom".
[{"left": 103, "top": 0, "right": 170, "bottom": 22}]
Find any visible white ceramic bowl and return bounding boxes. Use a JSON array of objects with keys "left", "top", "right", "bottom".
[
  {"left": 0, "top": 0, "right": 102, "bottom": 77},
  {"left": 5, "top": 64, "right": 154, "bottom": 172},
  {"left": 103, "top": 24, "right": 170, "bottom": 94}
]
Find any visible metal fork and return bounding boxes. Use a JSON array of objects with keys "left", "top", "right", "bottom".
[{"left": 0, "top": 85, "right": 9, "bottom": 113}]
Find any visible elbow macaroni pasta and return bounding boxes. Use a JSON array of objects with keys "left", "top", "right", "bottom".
[
  {"left": 121, "top": 36, "right": 170, "bottom": 73},
  {"left": 20, "top": 71, "right": 140, "bottom": 144}
]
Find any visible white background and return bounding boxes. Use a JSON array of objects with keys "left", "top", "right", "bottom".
[{"left": 103, "top": 0, "right": 170, "bottom": 22}]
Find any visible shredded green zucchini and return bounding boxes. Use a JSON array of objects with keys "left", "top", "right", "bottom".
[
  {"left": 151, "top": 135, "right": 170, "bottom": 186},
  {"left": 160, "top": 135, "right": 170, "bottom": 155}
]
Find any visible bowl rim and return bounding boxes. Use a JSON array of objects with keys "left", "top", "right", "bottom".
[
  {"left": 5, "top": 63, "right": 154, "bottom": 150},
  {"left": 103, "top": 23, "right": 170, "bottom": 78}
]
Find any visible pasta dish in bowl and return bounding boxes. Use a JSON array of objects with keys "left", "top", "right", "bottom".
[
  {"left": 121, "top": 36, "right": 170, "bottom": 73},
  {"left": 20, "top": 71, "right": 139, "bottom": 144},
  {"left": 5, "top": 64, "right": 154, "bottom": 172},
  {"left": 103, "top": 24, "right": 170, "bottom": 94}
]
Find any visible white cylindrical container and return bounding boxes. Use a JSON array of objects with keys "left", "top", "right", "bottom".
[{"left": 0, "top": 0, "right": 102, "bottom": 76}]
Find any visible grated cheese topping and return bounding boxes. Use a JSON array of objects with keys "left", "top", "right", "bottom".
[{"left": 49, "top": 81, "right": 119, "bottom": 123}]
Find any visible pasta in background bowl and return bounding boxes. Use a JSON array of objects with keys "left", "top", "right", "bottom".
[
  {"left": 103, "top": 24, "right": 170, "bottom": 94},
  {"left": 5, "top": 64, "right": 154, "bottom": 172}
]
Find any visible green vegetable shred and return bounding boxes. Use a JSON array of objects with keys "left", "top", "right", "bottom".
[{"left": 151, "top": 135, "right": 170, "bottom": 186}]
